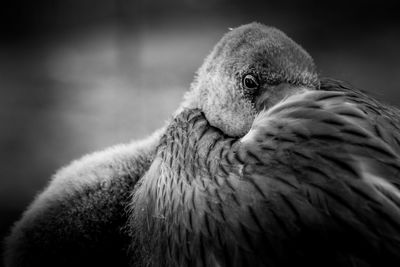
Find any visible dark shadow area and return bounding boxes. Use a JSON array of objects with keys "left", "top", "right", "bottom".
[{"left": 1, "top": 0, "right": 400, "bottom": 258}]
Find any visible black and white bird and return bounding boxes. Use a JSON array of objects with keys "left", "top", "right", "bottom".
[{"left": 5, "top": 23, "right": 400, "bottom": 267}]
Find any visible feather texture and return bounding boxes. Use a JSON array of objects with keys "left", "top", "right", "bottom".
[{"left": 130, "top": 79, "right": 400, "bottom": 267}]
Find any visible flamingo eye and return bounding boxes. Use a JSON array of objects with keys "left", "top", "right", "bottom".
[{"left": 242, "top": 74, "right": 259, "bottom": 90}]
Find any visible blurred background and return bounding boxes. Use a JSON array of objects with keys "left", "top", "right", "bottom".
[{"left": 1, "top": 0, "right": 400, "bottom": 253}]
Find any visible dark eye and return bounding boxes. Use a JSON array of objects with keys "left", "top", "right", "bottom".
[{"left": 242, "top": 74, "right": 259, "bottom": 90}]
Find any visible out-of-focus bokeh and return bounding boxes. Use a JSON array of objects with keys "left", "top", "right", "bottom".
[{"left": 1, "top": 0, "right": 399, "bottom": 247}]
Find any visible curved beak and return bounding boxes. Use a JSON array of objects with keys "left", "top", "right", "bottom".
[{"left": 254, "top": 83, "right": 310, "bottom": 112}]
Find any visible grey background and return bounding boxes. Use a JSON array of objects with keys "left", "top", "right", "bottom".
[{"left": 1, "top": 0, "right": 399, "bottom": 251}]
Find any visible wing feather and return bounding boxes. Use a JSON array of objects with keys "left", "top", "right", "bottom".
[{"left": 131, "top": 81, "right": 400, "bottom": 266}]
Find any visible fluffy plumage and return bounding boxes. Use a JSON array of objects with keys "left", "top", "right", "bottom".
[{"left": 4, "top": 129, "right": 164, "bottom": 267}]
